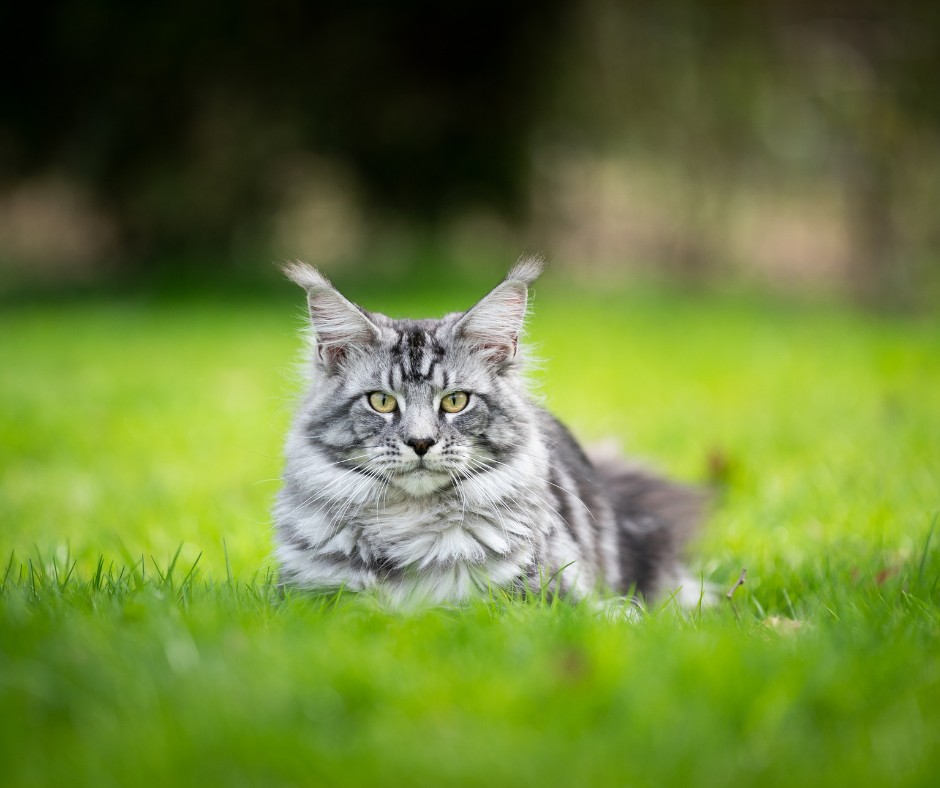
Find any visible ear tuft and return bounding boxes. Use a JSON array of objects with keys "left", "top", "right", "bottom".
[
  {"left": 505, "top": 253, "right": 546, "bottom": 287},
  {"left": 283, "top": 261, "right": 379, "bottom": 373},
  {"left": 283, "top": 260, "right": 332, "bottom": 291}
]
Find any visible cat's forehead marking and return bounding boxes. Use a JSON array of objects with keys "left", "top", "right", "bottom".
[{"left": 388, "top": 321, "right": 447, "bottom": 385}]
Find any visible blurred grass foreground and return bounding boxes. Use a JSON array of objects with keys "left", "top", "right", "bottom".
[{"left": 1, "top": 279, "right": 939, "bottom": 786}]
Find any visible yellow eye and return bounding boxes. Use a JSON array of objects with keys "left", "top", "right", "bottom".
[
  {"left": 368, "top": 392, "right": 397, "bottom": 413},
  {"left": 441, "top": 391, "right": 469, "bottom": 413}
]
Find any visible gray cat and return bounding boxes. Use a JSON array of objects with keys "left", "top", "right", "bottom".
[{"left": 275, "top": 256, "right": 703, "bottom": 608}]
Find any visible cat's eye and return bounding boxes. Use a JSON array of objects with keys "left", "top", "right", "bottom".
[
  {"left": 369, "top": 392, "right": 397, "bottom": 413},
  {"left": 441, "top": 391, "right": 469, "bottom": 413}
]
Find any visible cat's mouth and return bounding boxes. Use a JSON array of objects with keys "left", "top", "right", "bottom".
[
  {"left": 390, "top": 464, "right": 452, "bottom": 496},
  {"left": 397, "top": 455, "right": 443, "bottom": 473},
  {"left": 398, "top": 463, "right": 448, "bottom": 479}
]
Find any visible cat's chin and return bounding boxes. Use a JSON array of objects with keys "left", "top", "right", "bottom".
[{"left": 390, "top": 469, "right": 452, "bottom": 497}]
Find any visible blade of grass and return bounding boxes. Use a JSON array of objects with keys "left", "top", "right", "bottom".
[
  {"left": 32, "top": 546, "right": 47, "bottom": 585},
  {"left": 782, "top": 588, "right": 797, "bottom": 620},
  {"left": 1, "top": 550, "right": 15, "bottom": 595},
  {"left": 92, "top": 555, "right": 105, "bottom": 593},
  {"left": 61, "top": 559, "right": 77, "bottom": 591},
  {"left": 693, "top": 573, "right": 706, "bottom": 623},
  {"left": 918, "top": 511, "right": 938, "bottom": 585},
  {"left": 224, "top": 539, "right": 233, "bottom": 587},
  {"left": 653, "top": 586, "right": 683, "bottom": 618},
  {"left": 544, "top": 561, "right": 576, "bottom": 607},
  {"left": 751, "top": 595, "right": 767, "bottom": 619},
  {"left": 166, "top": 542, "right": 184, "bottom": 585},
  {"left": 180, "top": 552, "right": 203, "bottom": 590},
  {"left": 150, "top": 556, "right": 167, "bottom": 584},
  {"left": 330, "top": 581, "right": 346, "bottom": 610}
]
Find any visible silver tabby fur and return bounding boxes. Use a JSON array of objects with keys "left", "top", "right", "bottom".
[{"left": 275, "top": 256, "right": 702, "bottom": 608}]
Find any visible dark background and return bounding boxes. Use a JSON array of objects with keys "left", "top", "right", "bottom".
[{"left": 2, "top": 0, "right": 939, "bottom": 305}]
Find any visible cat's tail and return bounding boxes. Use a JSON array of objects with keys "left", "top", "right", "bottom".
[{"left": 588, "top": 444, "right": 708, "bottom": 608}]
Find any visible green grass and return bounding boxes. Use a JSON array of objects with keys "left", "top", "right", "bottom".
[{"left": 1, "top": 282, "right": 939, "bottom": 786}]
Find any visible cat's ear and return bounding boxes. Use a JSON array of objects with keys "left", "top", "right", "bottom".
[
  {"left": 454, "top": 254, "right": 546, "bottom": 365},
  {"left": 284, "top": 262, "right": 380, "bottom": 372}
]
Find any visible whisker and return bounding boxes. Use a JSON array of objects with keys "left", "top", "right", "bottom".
[
  {"left": 275, "top": 461, "right": 375, "bottom": 524},
  {"left": 458, "top": 458, "right": 535, "bottom": 550},
  {"left": 277, "top": 453, "right": 373, "bottom": 480},
  {"left": 463, "top": 455, "right": 573, "bottom": 538},
  {"left": 471, "top": 453, "right": 598, "bottom": 524},
  {"left": 317, "top": 471, "right": 380, "bottom": 549}
]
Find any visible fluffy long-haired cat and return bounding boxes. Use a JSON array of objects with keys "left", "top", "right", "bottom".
[{"left": 275, "top": 256, "right": 703, "bottom": 608}]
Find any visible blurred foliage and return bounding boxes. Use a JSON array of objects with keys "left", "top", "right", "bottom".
[
  {"left": 0, "top": 0, "right": 564, "bottom": 255},
  {"left": 543, "top": 0, "right": 940, "bottom": 305},
  {"left": 1, "top": 1, "right": 939, "bottom": 304}
]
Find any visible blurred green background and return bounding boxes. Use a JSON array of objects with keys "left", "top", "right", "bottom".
[{"left": 2, "top": 3, "right": 940, "bottom": 786}]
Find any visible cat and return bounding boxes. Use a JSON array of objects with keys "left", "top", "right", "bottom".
[{"left": 274, "top": 256, "right": 704, "bottom": 608}]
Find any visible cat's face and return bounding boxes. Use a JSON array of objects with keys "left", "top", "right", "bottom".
[
  {"left": 287, "top": 258, "right": 544, "bottom": 497},
  {"left": 327, "top": 318, "right": 521, "bottom": 496}
]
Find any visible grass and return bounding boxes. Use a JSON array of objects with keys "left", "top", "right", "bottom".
[{"left": 1, "top": 279, "right": 939, "bottom": 786}]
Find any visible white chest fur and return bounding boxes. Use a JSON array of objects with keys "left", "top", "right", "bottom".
[{"left": 277, "top": 490, "right": 543, "bottom": 604}]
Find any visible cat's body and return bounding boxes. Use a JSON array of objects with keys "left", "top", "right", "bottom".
[{"left": 275, "top": 257, "right": 702, "bottom": 608}]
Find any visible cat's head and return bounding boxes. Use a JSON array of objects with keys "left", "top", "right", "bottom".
[{"left": 286, "top": 256, "right": 545, "bottom": 497}]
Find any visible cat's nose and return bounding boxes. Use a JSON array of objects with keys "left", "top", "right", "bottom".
[{"left": 406, "top": 437, "right": 436, "bottom": 456}]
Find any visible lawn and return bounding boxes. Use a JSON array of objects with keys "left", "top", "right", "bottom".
[{"left": 1, "top": 279, "right": 939, "bottom": 787}]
